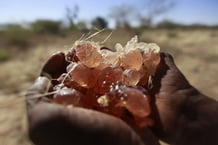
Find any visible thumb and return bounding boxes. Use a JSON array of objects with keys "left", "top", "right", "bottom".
[
  {"left": 26, "top": 76, "right": 51, "bottom": 107},
  {"left": 41, "top": 52, "right": 68, "bottom": 78}
]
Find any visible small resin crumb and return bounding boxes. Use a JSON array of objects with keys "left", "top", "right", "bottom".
[{"left": 97, "top": 95, "right": 109, "bottom": 107}]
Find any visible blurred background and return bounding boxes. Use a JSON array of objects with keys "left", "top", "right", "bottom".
[{"left": 0, "top": 0, "right": 218, "bottom": 144}]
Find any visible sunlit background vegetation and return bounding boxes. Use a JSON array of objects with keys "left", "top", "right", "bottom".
[{"left": 0, "top": 0, "right": 218, "bottom": 145}]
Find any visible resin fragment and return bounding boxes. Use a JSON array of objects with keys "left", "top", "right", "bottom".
[
  {"left": 120, "top": 49, "right": 143, "bottom": 71},
  {"left": 50, "top": 36, "right": 161, "bottom": 128},
  {"left": 97, "top": 95, "right": 109, "bottom": 107},
  {"left": 75, "top": 42, "right": 103, "bottom": 68},
  {"left": 143, "top": 49, "right": 160, "bottom": 76},
  {"left": 67, "top": 63, "right": 97, "bottom": 88},
  {"left": 103, "top": 85, "right": 152, "bottom": 127},
  {"left": 109, "top": 86, "right": 150, "bottom": 117},
  {"left": 100, "top": 49, "right": 119, "bottom": 66},
  {"left": 53, "top": 87, "right": 84, "bottom": 106},
  {"left": 94, "top": 66, "right": 123, "bottom": 94},
  {"left": 122, "top": 69, "right": 141, "bottom": 86}
]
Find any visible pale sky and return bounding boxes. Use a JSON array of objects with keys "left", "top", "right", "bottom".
[{"left": 0, "top": 0, "right": 218, "bottom": 26}]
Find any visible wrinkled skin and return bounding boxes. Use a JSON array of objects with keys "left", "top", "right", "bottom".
[
  {"left": 150, "top": 53, "right": 218, "bottom": 145},
  {"left": 26, "top": 52, "right": 218, "bottom": 145}
]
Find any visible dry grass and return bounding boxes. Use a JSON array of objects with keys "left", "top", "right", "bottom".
[{"left": 0, "top": 29, "right": 218, "bottom": 145}]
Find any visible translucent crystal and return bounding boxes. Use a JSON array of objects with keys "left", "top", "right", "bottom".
[
  {"left": 122, "top": 69, "right": 141, "bottom": 86},
  {"left": 137, "top": 67, "right": 149, "bottom": 87},
  {"left": 68, "top": 63, "right": 97, "bottom": 88},
  {"left": 51, "top": 36, "right": 161, "bottom": 128},
  {"left": 148, "top": 43, "right": 160, "bottom": 53},
  {"left": 120, "top": 49, "right": 143, "bottom": 71},
  {"left": 100, "top": 49, "right": 120, "bottom": 66},
  {"left": 75, "top": 42, "right": 103, "bottom": 68},
  {"left": 124, "top": 35, "right": 138, "bottom": 52},
  {"left": 105, "top": 85, "right": 152, "bottom": 127},
  {"left": 115, "top": 43, "right": 124, "bottom": 53},
  {"left": 94, "top": 66, "right": 123, "bottom": 94},
  {"left": 143, "top": 50, "right": 160, "bottom": 76},
  {"left": 135, "top": 42, "right": 148, "bottom": 51},
  {"left": 53, "top": 87, "right": 84, "bottom": 106},
  {"left": 115, "top": 86, "right": 151, "bottom": 119}
]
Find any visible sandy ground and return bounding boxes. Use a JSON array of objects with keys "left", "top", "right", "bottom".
[{"left": 0, "top": 29, "right": 218, "bottom": 145}]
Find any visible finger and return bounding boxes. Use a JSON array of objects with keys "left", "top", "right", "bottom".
[
  {"left": 149, "top": 52, "right": 179, "bottom": 136},
  {"left": 28, "top": 103, "right": 154, "bottom": 145},
  {"left": 160, "top": 52, "right": 176, "bottom": 68},
  {"left": 41, "top": 52, "right": 68, "bottom": 78},
  {"left": 26, "top": 76, "right": 51, "bottom": 107},
  {"left": 160, "top": 52, "right": 191, "bottom": 88},
  {"left": 150, "top": 52, "right": 193, "bottom": 139},
  {"left": 152, "top": 52, "right": 182, "bottom": 92},
  {"left": 150, "top": 53, "right": 171, "bottom": 94}
]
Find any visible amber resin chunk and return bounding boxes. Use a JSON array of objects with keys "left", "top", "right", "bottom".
[
  {"left": 51, "top": 36, "right": 160, "bottom": 128},
  {"left": 103, "top": 85, "right": 153, "bottom": 127},
  {"left": 94, "top": 66, "right": 123, "bottom": 94}
]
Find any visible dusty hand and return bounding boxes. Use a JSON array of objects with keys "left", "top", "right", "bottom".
[
  {"left": 149, "top": 53, "right": 195, "bottom": 141},
  {"left": 150, "top": 53, "right": 218, "bottom": 145},
  {"left": 26, "top": 52, "right": 160, "bottom": 145}
]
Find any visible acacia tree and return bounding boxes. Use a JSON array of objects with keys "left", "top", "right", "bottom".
[
  {"left": 91, "top": 17, "right": 108, "bottom": 29},
  {"left": 109, "top": 1, "right": 175, "bottom": 29},
  {"left": 109, "top": 4, "right": 137, "bottom": 29},
  {"left": 65, "top": 5, "right": 79, "bottom": 28},
  {"left": 140, "top": 0, "right": 176, "bottom": 27}
]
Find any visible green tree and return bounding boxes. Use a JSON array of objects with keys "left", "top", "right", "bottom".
[
  {"left": 1, "top": 23, "right": 32, "bottom": 48},
  {"left": 31, "top": 20, "right": 62, "bottom": 34},
  {"left": 77, "top": 21, "right": 88, "bottom": 31},
  {"left": 65, "top": 5, "right": 79, "bottom": 30},
  {"left": 157, "top": 20, "right": 179, "bottom": 29},
  {"left": 91, "top": 17, "right": 108, "bottom": 29}
]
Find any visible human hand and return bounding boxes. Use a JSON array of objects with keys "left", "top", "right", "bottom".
[
  {"left": 149, "top": 53, "right": 218, "bottom": 145},
  {"left": 26, "top": 52, "right": 160, "bottom": 145},
  {"left": 149, "top": 53, "right": 195, "bottom": 141}
]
